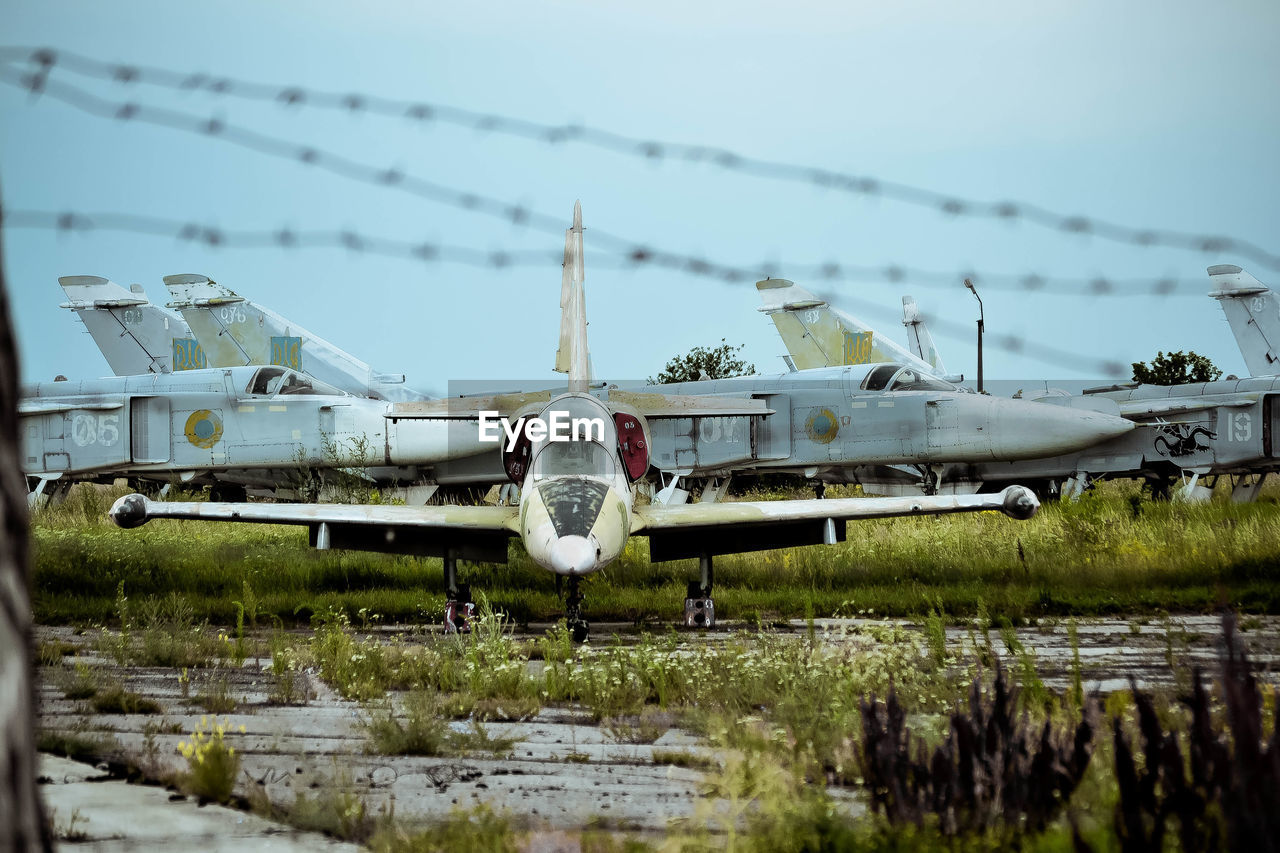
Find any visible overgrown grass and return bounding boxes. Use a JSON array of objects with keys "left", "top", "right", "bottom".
[{"left": 32, "top": 481, "right": 1280, "bottom": 627}]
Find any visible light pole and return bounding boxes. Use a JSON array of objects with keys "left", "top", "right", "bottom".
[{"left": 964, "top": 278, "right": 984, "bottom": 393}]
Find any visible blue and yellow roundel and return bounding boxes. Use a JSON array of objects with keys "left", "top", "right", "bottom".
[
  {"left": 805, "top": 408, "right": 840, "bottom": 444},
  {"left": 184, "top": 409, "right": 224, "bottom": 449}
]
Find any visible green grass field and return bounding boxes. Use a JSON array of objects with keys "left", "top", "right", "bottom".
[{"left": 30, "top": 479, "right": 1280, "bottom": 626}]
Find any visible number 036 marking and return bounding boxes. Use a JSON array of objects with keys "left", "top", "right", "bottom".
[{"left": 72, "top": 414, "right": 120, "bottom": 447}]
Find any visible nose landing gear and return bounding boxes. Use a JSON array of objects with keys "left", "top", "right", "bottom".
[{"left": 565, "top": 575, "right": 589, "bottom": 643}]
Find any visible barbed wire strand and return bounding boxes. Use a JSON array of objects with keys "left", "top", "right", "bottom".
[
  {"left": 2, "top": 45, "right": 1276, "bottom": 272},
  {"left": 3, "top": 208, "right": 1129, "bottom": 374},
  {"left": 0, "top": 68, "right": 1220, "bottom": 301}
]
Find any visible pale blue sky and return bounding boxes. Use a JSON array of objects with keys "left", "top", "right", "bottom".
[{"left": 2, "top": 0, "right": 1277, "bottom": 390}]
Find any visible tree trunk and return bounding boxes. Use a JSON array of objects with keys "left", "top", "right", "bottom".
[{"left": 0, "top": 188, "right": 52, "bottom": 848}]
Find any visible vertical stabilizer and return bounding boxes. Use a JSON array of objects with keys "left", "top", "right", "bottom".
[
  {"left": 58, "top": 276, "right": 193, "bottom": 375},
  {"left": 902, "top": 296, "right": 948, "bottom": 375},
  {"left": 553, "top": 201, "right": 590, "bottom": 392},
  {"left": 1208, "top": 265, "right": 1280, "bottom": 377},
  {"left": 163, "top": 274, "right": 426, "bottom": 400},
  {"left": 756, "top": 279, "right": 938, "bottom": 374}
]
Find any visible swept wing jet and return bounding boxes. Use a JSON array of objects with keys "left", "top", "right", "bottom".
[
  {"left": 21, "top": 364, "right": 492, "bottom": 504},
  {"left": 110, "top": 202, "right": 1041, "bottom": 640},
  {"left": 765, "top": 273, "right": 1280, "bottom": 501},
  {"left": 58, "top": 276, "right": 198, "bottom": 375}
]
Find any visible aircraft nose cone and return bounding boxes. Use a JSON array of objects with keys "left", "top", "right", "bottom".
[
  {"left": 991, "top": 400, "right": 1134, "bottom": 458},
  {"left": 549, "top": 535, "right": 597, "bottom": 576}
]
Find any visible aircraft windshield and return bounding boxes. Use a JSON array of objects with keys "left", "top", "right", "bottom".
[
  {"left": 860, "top": 364, "right": 956, "bottom": 392},
  {"left": 861, "top": 364, "right": 901, "bottom": 391},
  {"left": 532, "top": 440, "right": 616, "bottom": 480},
  {"left": 887, "top": 368, "right": 955, "bottom": 392},
  {"left": 246, "top": 367, "right": 343, "bottom": 397}
]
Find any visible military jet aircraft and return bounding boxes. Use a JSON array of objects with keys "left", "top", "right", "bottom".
[
  {"left": 110, "top": 202, "right": 1042, "bottom": 640},
  {"left": 762, "top": 270, "right": 1280, "bottom": 502},
  {"left": 21, "top": 363, "right": 493, "bottom": 504}
]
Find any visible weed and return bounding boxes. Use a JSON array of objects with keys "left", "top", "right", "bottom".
[
  {"left": 52, "top": 807, "right": 89, "bottom": 842},
  {"left": 194, "top": 676, "right": 238, "bottom": 713},
  {"left": 859, "top": 662, "right": 1098, "bottom": 838},
  {"left": 38, "top": 724, "right": 114, "bottom": 762},
  {"left": 36, "top": 639, "right": 77, "bottom": 666},
  {"left": 1110, "top": 612, "right": 1280, "bottom": 852},
  {"left": 177, "top": 716, "right": 244, "bottom": 804},
  {"left": 368, "top": 804, "right": 520, "bottom": 853},
  {"left": 364, "top": 692, "right": 517, "bottom": 757},
  {"left": 267, "top": 629, "right": 307, "bottom": 705},
  {"left": 284, "top": 769, "right": 387, "bottom": 843},
  {"left": 59, "top": 662, "right": 101, "bottom": 700},
  {"left": 604, "top": 708, "right": 678, "bottom": 744},
  {"left": 91, "top": 683, "right": 162, "bottom": 715}
]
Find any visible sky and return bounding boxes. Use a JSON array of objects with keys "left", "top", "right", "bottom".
[{"left": 2, "top": 0, "right": 1278, "bottom": 392}]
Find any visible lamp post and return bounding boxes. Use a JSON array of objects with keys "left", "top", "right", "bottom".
[{"left": 964, "top": 278, "right": 984, "bottom": 393}]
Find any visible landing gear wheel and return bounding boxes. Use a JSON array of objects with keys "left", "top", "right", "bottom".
[
  {"left": 684, "top": 555, "right": 716, "bottom": 629},
  {"left": 445, "top": 582, "right": 474, "bottom": 634},
  {"left": 564, "top": 576, "right": 589, "bottom": 643}
]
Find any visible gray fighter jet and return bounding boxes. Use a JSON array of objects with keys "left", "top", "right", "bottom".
[
  {"left": 761, "top": 271, "right": 1280, "bottom": 501},
  {"left": 110, "top": 202, "right": 1042, "bottom": 639},
  {"left": 21, "top": 364, "right": 492, "bottom": 504}
]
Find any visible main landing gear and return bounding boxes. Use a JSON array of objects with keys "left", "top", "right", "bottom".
[
  {"left": 564, "top": 576, "right": 589, "bottom": 643},
  {"left": 443, "top": 555, "right": 475, "bottom": 634},
  {"left": 684, "top": 554, "right": 716, "bottom": 629}
]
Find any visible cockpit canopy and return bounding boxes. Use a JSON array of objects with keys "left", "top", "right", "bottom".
[
  {"left": 246, "top": 366, "right": 344, "bottom": 397},
  {"left": 527, "top": 394, "right": 618, "bottom": 482},
  {"left": 860, "top": 363, "right": 957, "bottom": 393}
]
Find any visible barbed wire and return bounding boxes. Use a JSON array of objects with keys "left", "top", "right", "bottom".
[
  {"left": 0, "top": 68, "right": 1222, "bottom": 299},
  {"left": 3, "top": 207, "right": 1130, "bottom": 374},
  {"left": 3, "top": 44, "right": 1277, "bottom": 273}
]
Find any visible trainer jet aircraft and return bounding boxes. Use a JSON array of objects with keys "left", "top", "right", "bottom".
[{"left": 110, "top": 202, "right": 1042, "bottom": 640}]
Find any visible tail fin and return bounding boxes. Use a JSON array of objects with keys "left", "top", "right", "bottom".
[
  {"left": 553, "top": 201, "right": 590, "bottom": 392},
  {"left": 901, "top": 296, "right": 949, "bottom": 376},
  {"left": 1208, "top": 264, "right": 1280, "bottom": 377},
  {"left": 163, "top": 274, "right": 425, "bottom": 400},
  {"left": 756, "top": 278, "right": 938, "bottom": 374},
  {"left": 58, "top": 275, "right": 194, "bottom": 375}
]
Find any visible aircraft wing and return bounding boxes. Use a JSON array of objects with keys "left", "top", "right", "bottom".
[
  {"left": 109, "top": 494, "right": 520, "bottom": 561},
  {"left": 631, "top": 486, "right": 1037, "bottom": 561},
  {"left": 1117, "top": 397, "right": 1255, "bottom": 420}
]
